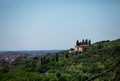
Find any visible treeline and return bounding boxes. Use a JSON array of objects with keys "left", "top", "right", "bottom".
[
  {"left": 76, "top": 39, "right": 91, "bottom": 46},
  {"left": 40, "top": 52, "right": 69, "bottom": 65}
]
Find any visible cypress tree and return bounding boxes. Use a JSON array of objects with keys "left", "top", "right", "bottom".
[
  {"left": 56, "top": 53, "right": 59, "bottom": 62},
  {"left": 41, "top": 56, "right": 46, "bottom": 65},
  {"left": 88, "top": 39, "right": 91, "bottom": 45},
  {"left": 82, "top": 39, "right": 85, "bottom": 44},
  {"left": 76, "top": 40, "right": 79, "bottom": 46},
  {"left": 43, "top": 56, "right": 46, "bottom": 64},
  {"left": 85, "top": 39, "right": 88, "bottom": 45},
  {"left": 65, "top": 53, "right": 69, "bottom": 58},
  {"left": 41, "top": 57, "right": 43, "bottom": 65}
]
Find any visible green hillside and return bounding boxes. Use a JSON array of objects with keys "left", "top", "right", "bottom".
[{"left": 0, "top": 39, "right": 120, "bottom": 81}]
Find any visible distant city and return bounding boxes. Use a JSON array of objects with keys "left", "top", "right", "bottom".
[{"left": 0, "top": 50, "right": 60, "bottom": 65}]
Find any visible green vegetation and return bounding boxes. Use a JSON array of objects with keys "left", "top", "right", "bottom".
[{"left": 0, "top": 39, "right": 120, "bottom": 81}]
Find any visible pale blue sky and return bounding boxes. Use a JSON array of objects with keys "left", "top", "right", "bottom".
[{"left": 0, "top": 0, "right": 120, "bottom": 51}]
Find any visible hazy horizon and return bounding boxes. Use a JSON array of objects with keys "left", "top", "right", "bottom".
[{"left": 0, "top": 0, "right": 120, "bottom": 51}]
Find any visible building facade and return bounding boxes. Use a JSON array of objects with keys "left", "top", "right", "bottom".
[{"left": 74, "top": 39, "right": 91, "bottom": 52}]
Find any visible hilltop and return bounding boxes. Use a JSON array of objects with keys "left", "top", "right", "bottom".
[{"left": 0, "top": 39, "right": 120, "bottom": 81}]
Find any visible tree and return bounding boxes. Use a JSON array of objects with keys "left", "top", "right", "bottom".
[
  {"left": 56, "top": 72, "right": 61, "bottom": 78},
  {"left": 46, "top": 58, "right": 50, "bottom": 64},
  {"left": 2, "top": 65, "right": 10, "bottom": 73},
  {"left": 43, "top": 56, "right": 46, "bottom": 64},
  {"left": 41, "top": 57, "right": 43, "bottom": 65},
  {"left": 85, "top": 39, "right": 88, "bottom": 45},
  {"left": 81, "top": 73, "right": 89, "bottom": 81},
  {"left": 70, "top": 48, "right": 74, "bottom": 51},
  {"left": 88, "top": 39, "right": 91, "bottom": 45},
  {"left": 82, "top": 39, "right": 85, "bottom": 44},
  {"left": 41, "top": 57, "right": 46, "bottom": 65},
  {"left": 56, "top": 53, "right": 59, "bottom": 62},
  {"left": 76, "top": 40, "right": 79, "bottom": 46},
  {"left": 65, "top": 53, "right": 69, "bottom": 58}
]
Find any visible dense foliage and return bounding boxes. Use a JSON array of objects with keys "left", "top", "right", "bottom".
[{"left": 0, "top": 39, "right": 120, "bottom": 81}]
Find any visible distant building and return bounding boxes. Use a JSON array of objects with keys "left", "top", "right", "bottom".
[
  {"left": 75, "top": 39, "right": 91, "bottom": 52},
  {"left": 69, "top": 39, "right": 91, "bottom": 53},
  {"left": 75, "top": 44, "right": 90, "bottom": 52}
]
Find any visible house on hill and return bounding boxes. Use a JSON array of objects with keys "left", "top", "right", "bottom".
[
  {"left": 75, "top": 39, "right": 91, "bottom": 52},
  {"left": 69, "top": 39, "right": 91, "bottom": 53}
]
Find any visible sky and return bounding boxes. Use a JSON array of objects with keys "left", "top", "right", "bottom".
[{"left": 0, "top": 0, "right": 120, "bottom": 51}]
